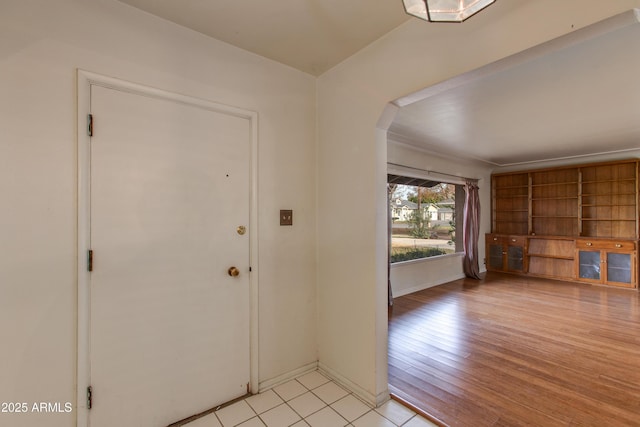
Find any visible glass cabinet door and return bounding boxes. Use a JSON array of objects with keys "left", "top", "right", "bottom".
[
  {"left": 578, "top": 250, "right": 601, "bottom": 280},
  {"left": 606, "top": 252, "right": 632, "bottom": 284},
  {"left": 488, "top": 244, "right": 504, "bottom": 270},
  {"left": 507, "top": 246, "right": 524, "bottom": 271}
]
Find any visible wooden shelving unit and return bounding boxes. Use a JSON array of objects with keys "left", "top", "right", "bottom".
[
  {"left": 488, "top": 159, "right": 639, "bottom": 288},
  {"left": 530, "top": 168, "right": 579, "bottom": 237},
  {"left": 580, "top": 162, "right": 638, "bottom": 238},
  {"left": 492, "top": 172, "right": 528, "bottom": 235}
]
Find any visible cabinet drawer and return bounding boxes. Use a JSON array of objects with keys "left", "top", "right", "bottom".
[
  {"left": 487, "top": 235, "right": 525, "bottom": 245},
  {"left": 507, "top": 236, "right": 526, "bottom": 245},
  {"left": 576, "top": 240, "right": 636, "bottom": 251}
]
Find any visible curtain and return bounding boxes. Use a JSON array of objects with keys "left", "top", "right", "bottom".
[
  {"left": 387, "top": 184, "right": 397, "bottom": 307},
  {"left": 463, "top": 180, "right": 482, "bottom": 279}
]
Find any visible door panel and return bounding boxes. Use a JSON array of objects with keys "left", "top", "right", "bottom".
[
  {"left": 89, "top": 85, "right": 251, "bottom": 426},
  {"left": 578, "top": 250, "right": 601, "bottom": 280},
  {"left": 607, "top": 252, "right": 632, "bottom": 284}
]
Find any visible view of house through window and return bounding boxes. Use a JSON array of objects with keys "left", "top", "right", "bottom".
[{"left": 388, "top": 175, "right": 464, "bottom": 263}]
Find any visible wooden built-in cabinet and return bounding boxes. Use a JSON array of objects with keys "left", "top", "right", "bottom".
[
  {"left": 576, "top": 239, "right": 637, "bottom": 288},
  {"left": 486, "top": 235, "right": 525, "bottom": 273},
  {"left": 488, "top": 160, "right": 639, "bottom": 289},
  {"left": 527, "top": 237, "right": 575, "bottom": 281}
]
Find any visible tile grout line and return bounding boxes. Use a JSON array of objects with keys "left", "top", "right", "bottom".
[{"left": 186, "top": 372, "right": 433, "bottom": 427}]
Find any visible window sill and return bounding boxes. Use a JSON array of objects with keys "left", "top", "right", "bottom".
[{"left": 390, "top": 251, "right": 463, "bottom": 268}]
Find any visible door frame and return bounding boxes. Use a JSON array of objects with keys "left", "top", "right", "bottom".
[{"left": 76, "top": 70, "right": 259, "bottom": 427}]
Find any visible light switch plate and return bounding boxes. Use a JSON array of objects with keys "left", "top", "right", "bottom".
[{"left": 280, "top": 210, "right": 293, "bottom": 226}]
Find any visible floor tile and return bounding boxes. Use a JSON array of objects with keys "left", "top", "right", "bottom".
[
  {"left": 260, "top": 403, "right": 301, "bottom": 427},
  {"left": 273, "top": 379, "right": 308, "bottom": 402},
  {"left": 312, "top": 381, "right": 349, "bottom": 404},
  {"left": 238, "top": 417, "right": 266, "bottom": 427},
  {"left": 296, "top": 371, "right": 330, "bottom": 390},
  {"left": 184, "top": 413, "right": 223, "bottom": 427},
  {"left": 304, "top": 406, "right": 349, "bottom": 427},
  {"left": 216, "top": 401, "right": 256, "bottom": 427},
  {"left": 352, "top": 410, "right": 396, "bottom": 427},
  {"left": 288, "top": 391, "right": 327, "bottom": 418},
  {"left": 246, "top": 390, "right": 284, "bottom": 414},
  {"left": 182, "top": 371, "right": 421, "bottom": 427},
  {"left": 375, "top": 400, "right": 415, "bottom": 426},
  {"left": 330, "top": 395, "right": 371, "bottom": 422},
  {"left": 403, "top": 415, "right": 439, "bottom": 427}
]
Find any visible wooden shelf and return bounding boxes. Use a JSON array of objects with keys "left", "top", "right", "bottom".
[
  {"left": 531, "top": 197, "right": 579, "bottom": 200},
  {"left": 490, "top": 159, "right": 639, "bottom": 287},
  {"left": 582, "top": 191, "right": 636, "bottom": 194},
  {"left": 582, "top": 218, "right": 636, "bottom": 221},
  {"left": 531, "top": 182, "right": 579, "bottom": 187},
  {"left": 496, "top": 196, "right": 527, "bottom": 201},
  {"left": 582, "top": 178, "right": 635, "bottom": 184},
  {"left": 492, "top": 159, "right": 639, "bottom": 241},
  {"left": 528, "top": 254, "right": 574, "bottom": 260},
  {"left": 495, "top": 185, "right": 528, "bottom": 189},
  {"left": 495, "top": 221, "right": 527, "bottom": 225},
  {"left": 582, "top": 204, "right": 636, "bottom": 207}
]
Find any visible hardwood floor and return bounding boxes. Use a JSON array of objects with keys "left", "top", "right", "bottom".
[{"left": 388, "top": 273, "right": 640, "bottom": 427}]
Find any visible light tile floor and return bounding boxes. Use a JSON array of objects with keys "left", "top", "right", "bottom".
[{"left": 185, "top": 371, "right": 437, "bottom": 427}]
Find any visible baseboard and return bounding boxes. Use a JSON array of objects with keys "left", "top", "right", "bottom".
[
  {"left": 317, "top": 362, "right": 389, "bottom": 408},
  {"left": 389, "top": 392, "right": 448, "bottom": 427},
  {"left": 392, "top": 267, "right": 488, "bottom": 298},
  {"left": 257, "top": 361, "right": 318, "bottom": 393}
]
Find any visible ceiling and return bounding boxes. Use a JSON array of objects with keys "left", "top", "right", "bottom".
[
  {"left": 116, "top": 0, "right": 410, "bottom": 76},
  {"left": 116, "top": 1, "right": 640, "bottom": 167},
  {"left": 390, "top": 9, "right": 640, "bottom": 167}
]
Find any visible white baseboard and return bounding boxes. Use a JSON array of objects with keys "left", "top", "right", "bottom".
[
  {"left": 317, "top": 362, "right": 389, "bottom": 408},
  {"left": 392, "top": 267, "right": 489, "bottom": 298},
  {"left": 257, "top": 361, "right": 318, "bottom": 393}
]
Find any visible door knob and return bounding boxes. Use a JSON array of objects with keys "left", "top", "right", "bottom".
[{"left": 228, "top": 266, "right": 240, "bottom": 277}]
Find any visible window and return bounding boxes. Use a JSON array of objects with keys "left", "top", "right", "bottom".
[{"left": 388, "top": 174, "right": 464, "bottom": 263}]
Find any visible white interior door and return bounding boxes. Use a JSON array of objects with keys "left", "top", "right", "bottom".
[{"left": 87, "top": 84, "right": 251, "bottom": 426}]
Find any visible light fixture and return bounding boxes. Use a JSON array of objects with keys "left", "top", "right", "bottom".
[{"left": 402, "top": 0, "right": 495, "bottom": 23}]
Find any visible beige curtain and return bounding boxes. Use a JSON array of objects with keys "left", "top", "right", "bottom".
[{"left": 463, "top": 180, "right": 481, "bottom": 279}]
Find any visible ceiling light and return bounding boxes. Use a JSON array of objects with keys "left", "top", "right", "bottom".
[{"left": 402, "top": 0, "right": 496, "bottom": 23}]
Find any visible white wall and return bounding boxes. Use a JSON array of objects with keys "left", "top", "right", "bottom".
[
  {"left": 316, "top": 0, "right": 640, "bottom": 408},
  {"left": 0, "top": 1, "right": 316, "bottom": 426},
  {"left": 390, "top": 254, "right": 465, "bottom": 297},
  {"left": 4, "top": 0, "right": 640, "bottom": 424}
]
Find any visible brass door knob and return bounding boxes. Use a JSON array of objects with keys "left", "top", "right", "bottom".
[{"left": 228, "top": 266, "right": 240, "bottom": 277}]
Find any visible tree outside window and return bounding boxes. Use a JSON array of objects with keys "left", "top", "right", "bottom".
[{"left": 389, "top": 180, "right": 463, "bottom": 263}]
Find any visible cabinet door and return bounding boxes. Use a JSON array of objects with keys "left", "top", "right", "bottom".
[
  {"left": 507, "top": 245, "right": 524, "bottom": 272},
  {"left": 578, "top": 250, "right": 601, "bottom": 281},
  {"left": 606, "top": 252, "right": 633, "bottom": 285},
  {"left": 488, "top": 243, "right": 505, "bottom": 270}
]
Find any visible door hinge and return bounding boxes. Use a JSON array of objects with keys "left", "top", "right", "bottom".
[
  {"left": 87, "top": 386, "right": 93, "bottom": 410},
  {"left": 87, "top": 250, "right": 93, "bottom": 272},
  {"left": 87, "top": 114, "right": 93, "bottom": 137}
]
